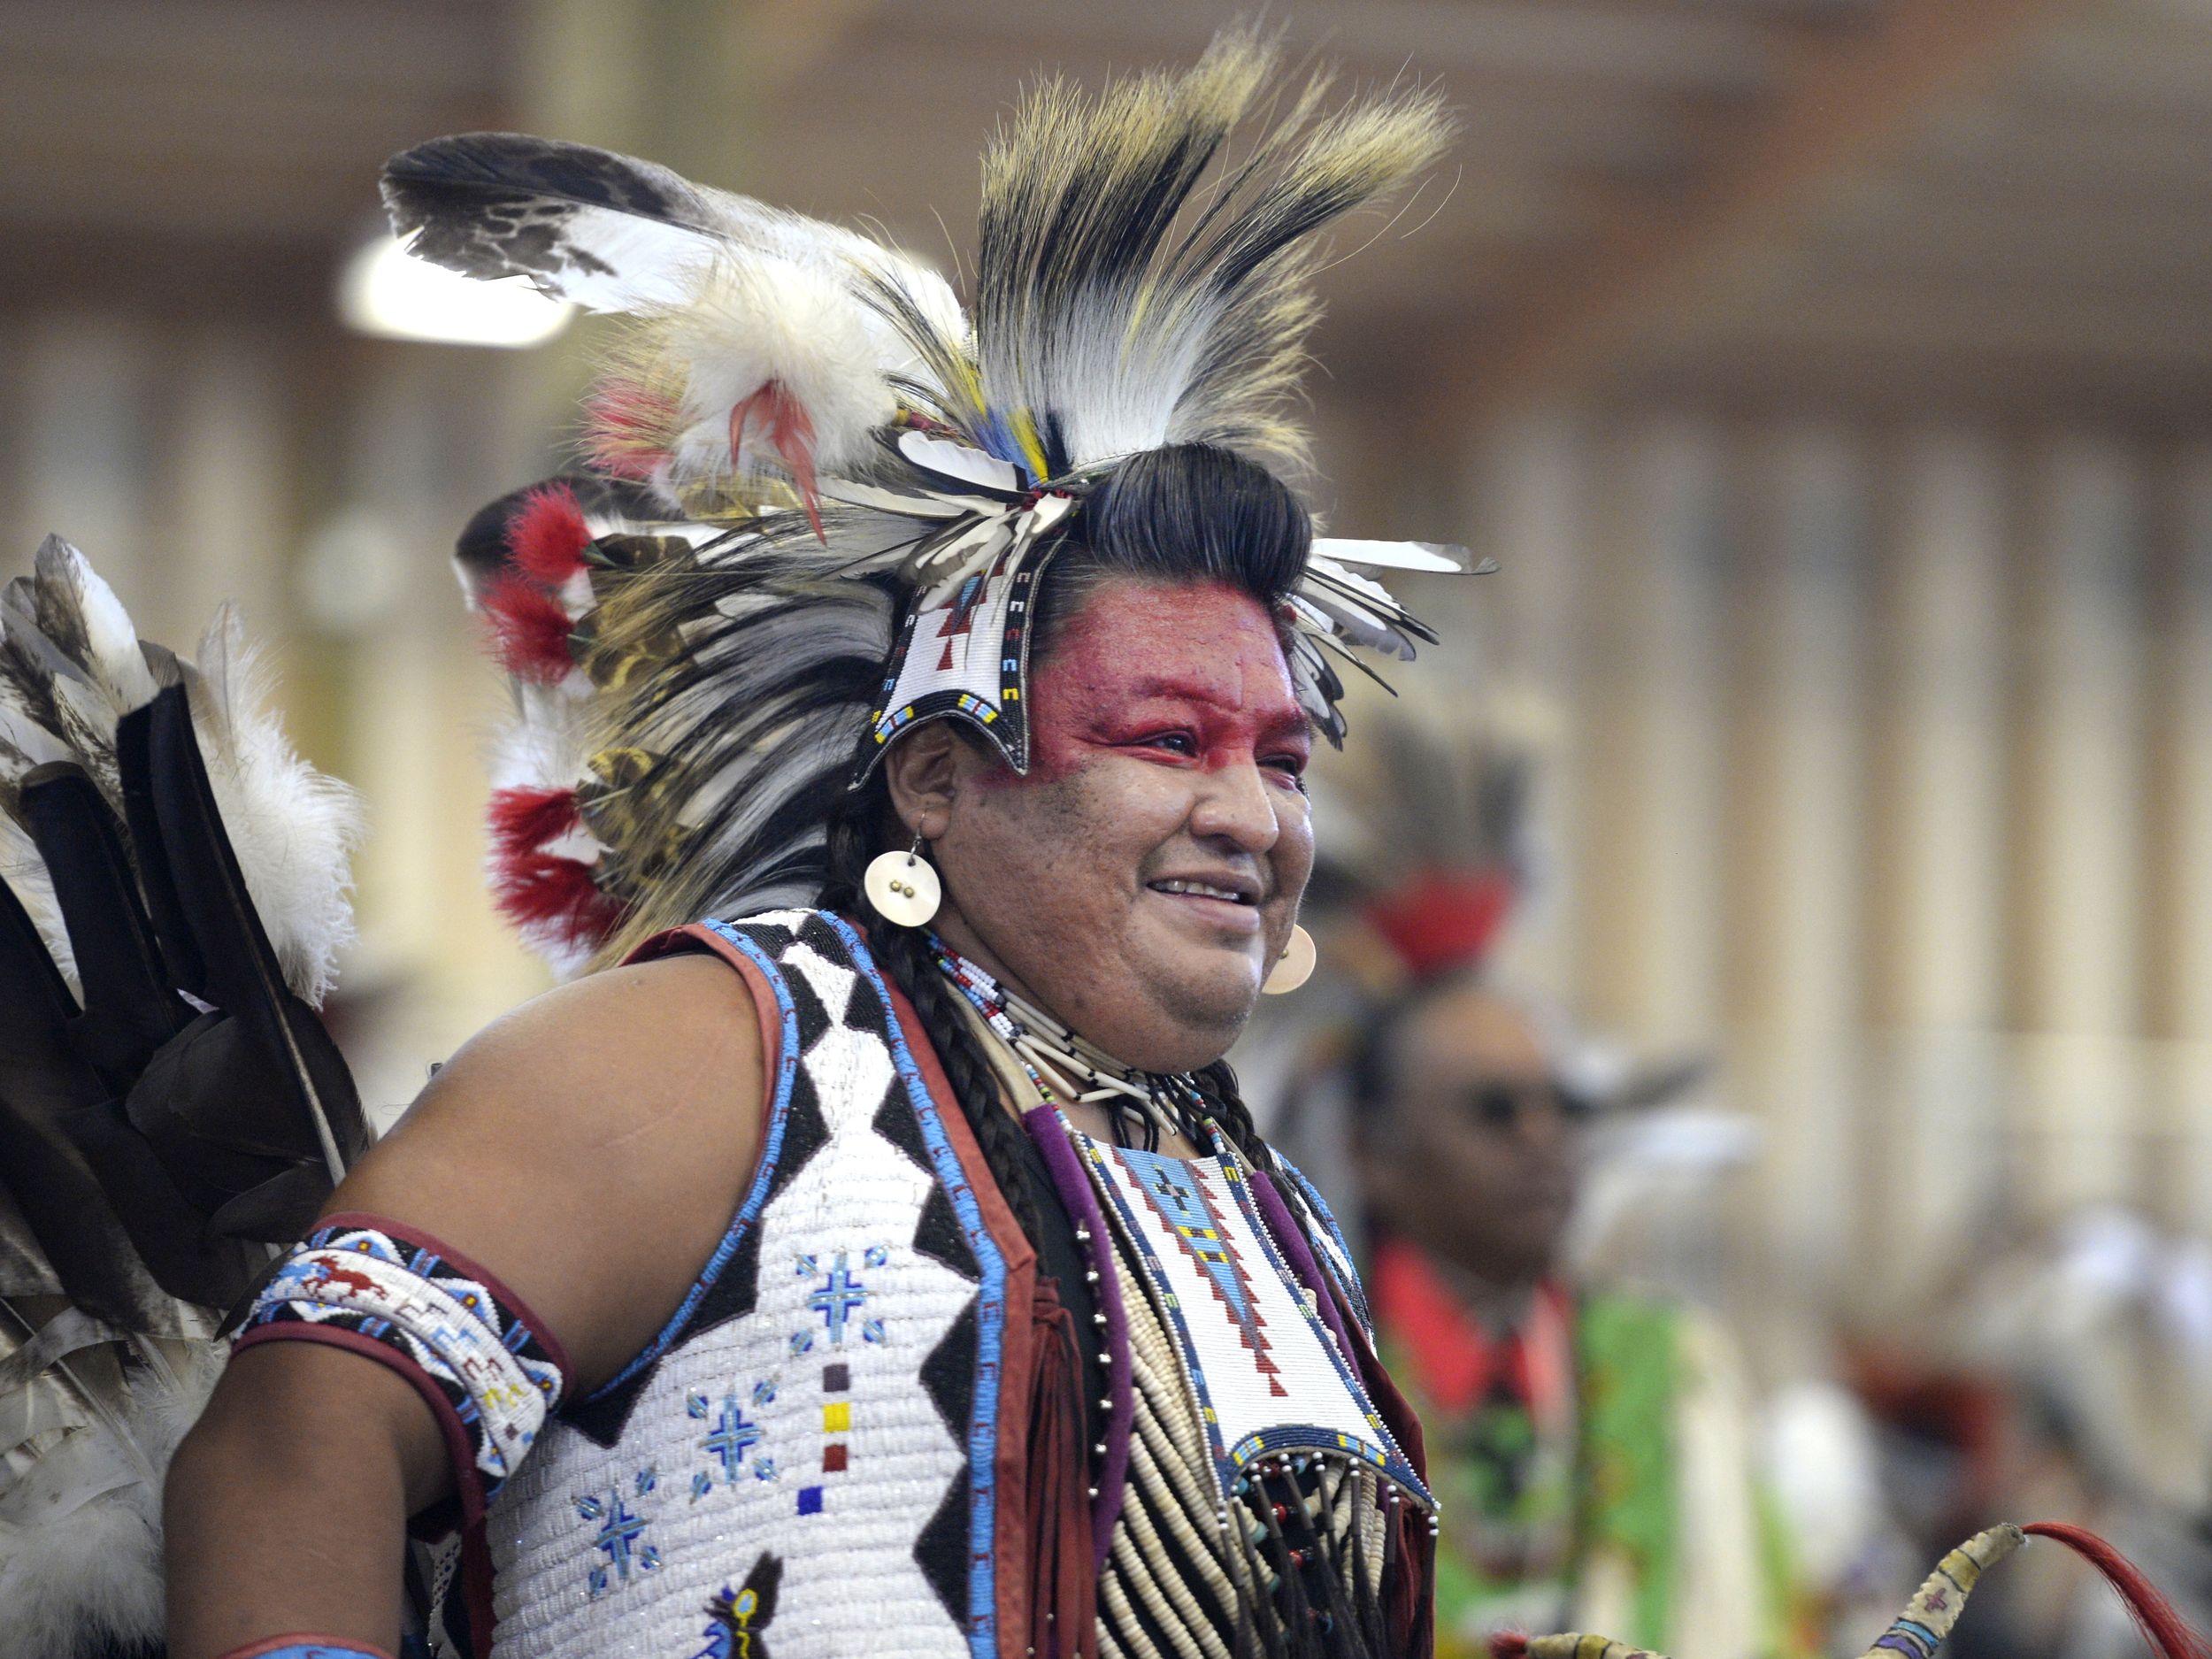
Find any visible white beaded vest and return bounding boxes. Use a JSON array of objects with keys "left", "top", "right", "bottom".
[{"left": 478, "top": 910, "right": 1041, "bottom": 1657}]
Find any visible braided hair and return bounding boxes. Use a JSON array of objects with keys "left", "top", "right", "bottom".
[
  {"left": 816, "top": 442, "right": 1307, "bottom": 1248},
  {"left": 818, "top": 803, "right": 1056, "bottom": 1242}
]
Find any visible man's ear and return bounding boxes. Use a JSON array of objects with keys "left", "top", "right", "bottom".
[{"left": 882, "top": 721, "right": 963, "bottom": 841}]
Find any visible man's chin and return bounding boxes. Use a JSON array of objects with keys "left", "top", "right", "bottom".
[{"left": 1122, "top": 949, "right": 1262, "bottom": 1068}]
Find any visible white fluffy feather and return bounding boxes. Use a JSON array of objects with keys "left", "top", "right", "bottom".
[
  {"left": 4, "top": 543, "right": 365, "bottom": 1006},
  {"left": 660, "top": 256, "right": 900, "bottom": 488},
  {"left": 0, "top": 1338, "right": 221, "bottom": 1659},
  {"left": 188, "top": 609, "right": 365, "bottom": 1007}
]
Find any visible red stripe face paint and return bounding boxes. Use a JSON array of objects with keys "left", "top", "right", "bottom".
[
  {"left": 1022, "top": 580, "right": 1312, "bottom": 789},
  {"left": 924, "top": 577, "right": 1316, "bottom": 1076}
]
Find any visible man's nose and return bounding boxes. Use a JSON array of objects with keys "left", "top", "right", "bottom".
[{"left": 1188, "top": 757, "right": 1280, "bottom": 856}]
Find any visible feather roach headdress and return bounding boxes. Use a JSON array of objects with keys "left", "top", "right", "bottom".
[{"left": 384, "top": 28, "right": 1463, "bottom": 975}]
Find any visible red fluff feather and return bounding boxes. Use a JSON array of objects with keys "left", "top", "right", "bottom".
[
  {"left": 1365, "top": 868, "right": 1518, "bottom": 980},
  {"left": 489, "top": 848, "right": 622, "bottom": 950},
  {"left": 2024, "top": 1523, "right": 2212, "bottom": 1659},
  {"left": 1487, "top": 1635, "right": 1529, "bottom": 1659},
  {"left": 506, "top": 482, "right": 591, "bottom": 587},
  {"left": 488, "top": 786, "right": 583, "bottom": 855},
  {"left": 487, "top": 785, "right": 619, "bottom": 950},
  {"left": 481, "top": 572, "right": 578, "bottom": 682}
]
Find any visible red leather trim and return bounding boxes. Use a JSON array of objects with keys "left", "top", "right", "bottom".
[
  {"left": 304, "top": 1211, "right": 572, "bottom": 1381},
  {"left": 624, "top": 921, "right": 784, "bottom": 1109}
]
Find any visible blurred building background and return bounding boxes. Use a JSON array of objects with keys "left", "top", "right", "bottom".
[{"left": 5, "top": 0, "right": 2212, "bottom": 1638}]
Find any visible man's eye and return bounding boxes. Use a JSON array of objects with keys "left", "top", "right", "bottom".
[{"left": 1145, "top": 733, "right": 1198, "bottom": 757}]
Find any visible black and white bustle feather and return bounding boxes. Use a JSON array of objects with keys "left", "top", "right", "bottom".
[{"left": 0, "top": 538, "right": 369, "bottom": 1658}]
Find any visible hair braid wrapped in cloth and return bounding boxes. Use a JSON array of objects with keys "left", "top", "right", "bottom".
[{"left": 1491, "top": 1523, "right": 2212, "bottom": 1659}]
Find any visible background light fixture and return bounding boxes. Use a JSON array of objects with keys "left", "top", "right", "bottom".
[{"left": 337, "top": 231, "right": 573, "bottom": 348}]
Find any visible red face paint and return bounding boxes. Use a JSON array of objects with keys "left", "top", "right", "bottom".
[
  {"left": 1021, "top": 580, "right": 1311, "bottom": 787},
  {"left": 926, "top": 575, "right": 1317, "bottom": 1072}
]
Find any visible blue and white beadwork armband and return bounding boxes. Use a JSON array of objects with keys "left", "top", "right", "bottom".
[
  {"left": 235, "top": 1213, "right": 568, "bottom": 1512},
  {"left": 216, "top": 1638, "right": 395, "bottom": 1659}
]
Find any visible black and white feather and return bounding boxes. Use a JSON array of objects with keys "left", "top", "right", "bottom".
[{"left": 0, "top": 537, "right": 370, "bottom": 1659}]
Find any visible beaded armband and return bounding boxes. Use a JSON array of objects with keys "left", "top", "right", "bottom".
[
  {"left": 235, "top": 1213, "right": 567, "bottom": 1509},
  {"left": 217, "top": 1639, "right": 396, "bottom": 1659}
]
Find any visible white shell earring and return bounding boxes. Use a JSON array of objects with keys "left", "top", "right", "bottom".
[
  {"left": 1262, "top": 924, "right": 1316, "bottom": 995},
  {"left": 864, "top": 831, "right": 941, "bottom": 928}
]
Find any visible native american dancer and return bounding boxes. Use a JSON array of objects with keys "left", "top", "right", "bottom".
[
  {"left": 1349, "top": 972, "right": 1793, "bottom": 1659},
  {"left": 1245, "top": 705, "right": 1801, "bottom": 1659},
  {"left": 7, "top": 29, "right": 1459, "bottom": 1659}
]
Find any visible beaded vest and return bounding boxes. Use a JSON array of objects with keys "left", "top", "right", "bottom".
[{"left": 480, "top": 910, "right": 1042, "bottom": 1658}]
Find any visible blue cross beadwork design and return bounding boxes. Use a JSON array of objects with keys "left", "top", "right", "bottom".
[
  {"left": 806, "top": 1252, "right": 869, "bottom": 1345},
  {"left": 582, "top": 1488, "right": 652, "bottom": 1595},
  {"left": 703, "top": 1394, "right": 763, "bottom": 1485}
]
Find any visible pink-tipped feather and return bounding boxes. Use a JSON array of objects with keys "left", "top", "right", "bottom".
[{"left": 730, "top": 380, "right": 825, "bottom": 541}]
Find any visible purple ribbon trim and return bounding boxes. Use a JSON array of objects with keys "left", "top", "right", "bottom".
[{"left": 1022, "top": 1105, "right": 1133, "bottom": 1570}]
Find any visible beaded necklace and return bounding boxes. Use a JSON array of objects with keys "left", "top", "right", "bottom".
[{"left": 930, "top": 936, "right": 1211, "bottom": 1149}]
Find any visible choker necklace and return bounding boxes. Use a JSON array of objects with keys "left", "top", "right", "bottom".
[{"left": 930, "top": 938, "right": 1210, "bottom": 1151}]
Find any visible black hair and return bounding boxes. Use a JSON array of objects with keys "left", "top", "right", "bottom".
[{"left": 817, "top": 442, "right": 1310, "bottom": 1250}]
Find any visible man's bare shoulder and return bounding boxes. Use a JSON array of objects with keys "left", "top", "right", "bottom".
[
  {"left": 407, "top": 950, "right": 763, "bottom": 1136},
  {"left": 329, "top": 949, "right": 767, "bottom": 1388}
]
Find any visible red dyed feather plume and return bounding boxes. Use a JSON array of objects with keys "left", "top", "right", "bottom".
[
  {"left": 506, "top": 482, "right": 593, "bottom": 587},
  {"left": 480, "top": 573, "right": 580, "bottom": 684}
]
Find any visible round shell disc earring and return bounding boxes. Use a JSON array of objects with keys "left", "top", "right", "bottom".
[
  {"left": 864, "top": 832, "right": 941, "bottom": 927},
  {"left": 1262, "top": 923, "right": 1316, "bottom": 995}
]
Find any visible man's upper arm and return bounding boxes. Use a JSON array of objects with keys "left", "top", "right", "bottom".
[{"left": 319, "top": 949, "right": 769, "bottom": 1400}]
